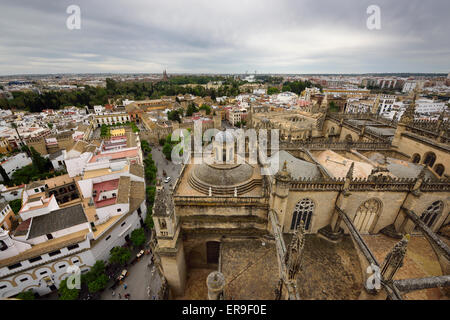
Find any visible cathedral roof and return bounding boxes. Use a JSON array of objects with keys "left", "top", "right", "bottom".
[{"left": 193, "top": 162, "right": 254, "bottom": 186}]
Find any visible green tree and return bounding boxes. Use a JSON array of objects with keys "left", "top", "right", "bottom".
[
  {"left": 130, "top": 228, "right": 146, "bottom": 247},
  {"left": 87, "top": 273, "right": 109, "bottom": 293},
  {"left": 16, "top": 290, "right": 35, "bottom": 300},
  {"left": 267, "top": 87, "right": 280, "bottom": 95},
  {"left": 186, "top": 103, "right": 198, "bottom": 116},
  {"left": 145, "top": 211, "right": 154, "bottom": 229},
  {"left": 162, "top": 142, "right": 172, "bottom": 160},
  {"left": 109, "top": 246, "right": 131, "bottom": 265},
  {"left": 9, "top": 199, "right": 22, "bottom": 214},
  {"left": 58, "top": 278, "right": 79, "bottom": 300},
  {"left": 29, "top": 146, "right": 50, "bottom": 172},
  {"left": 167, "top": 110, "right": 181, "bottom": 123},
  {"left": 199, "top": 104, "right": 211, "bottom": 115},
  {"left": 146, "top": 186, "right": 156, "bottom": 205},
  {"left": 328, "top": 101, "right": 339, "bottom": 113},
  {"left": 100, "top": 124, "right": 109, "bottom": 138}
]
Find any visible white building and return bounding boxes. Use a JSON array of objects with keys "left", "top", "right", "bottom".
[
  {"left": 93, "top": 105, "right": 104, "bottom": 114},
  {"left": 402, "top": 81, "right": 417, "bottom": 93},
  {"left": 122, "top": 99, "right": 135, "bottom": 106},
  {"left": 0, "top": 160, "right": 146, "bottom": 298},
  {"left": 228, "top": 107, "right": 247, "bottom": 126},
  {"left": 415, "top": 98, "right": 447, "bottom": 114},
  {"left": 378, "top": 95, "right": 397, "bottom": 114},
  {"left": 0, "top": 153, "right": 32, "bottom": 181}
]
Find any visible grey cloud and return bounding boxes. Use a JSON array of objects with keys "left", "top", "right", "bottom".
[{"left": 0, "top": 0, "right": 449, "bottom": 75}]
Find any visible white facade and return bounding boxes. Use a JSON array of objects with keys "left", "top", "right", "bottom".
[
  {"left": 0, "top": 185, "right": 23, "bottom": 202},
  {"left": 402, "top": 81, "right": 416, "bottom": 93},
  {"left": 415, "top": 98, "right": 447, "bottom": 114},
  {"left": 0, "top": 153, "right": 32, "bottom": 181},
  {"left": 94, "top": 105, "right": 104, "bottom": 114},
  {"left": 378, "top": 95, "right": 397, "bottom": 114}
]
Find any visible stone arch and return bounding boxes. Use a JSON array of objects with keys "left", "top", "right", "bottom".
[
  {"left": 412, "top": 153, "right": 421, "bottom": 164},
  {"left": 291, "top": 198, "right": 315, "bottom": 232},
  {"left": 58, "top": 273, "right": 70, "bottom": 281},
  {"left": 11, "top": 272, "right": 35, "bottom": 286},
  {"left": 52, "top": 260, "right": 70, "bottom": 272},
  {"left": 23, "top": 284, "right": 39, "bottom": 292},
  {"left": 0, "top": 281, "right": 13, "bottom": 291},
  {"left": 32, "top": 266, "right": 54, "bottom": 279},
  {"left": 419, "top": 200, "right": 444, "bottom": 229},
  {"left": 15, "top": 274, "right": 33, "bottom": 284},
  {"left": 70, "top": 255, "right": 83, "bottom": 264},
  {"left": 353, "top": 198, "right": 382, "bottom": 234},
  {"left": 434, "top": 164, "right": 445, "bottom": 177},
  {"left": 423, "top": 151, "right": 436, "bottom": 168}
]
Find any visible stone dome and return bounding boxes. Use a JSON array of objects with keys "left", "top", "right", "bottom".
[{"left": 193, "top": 162, "right": 254, "bottom": 186}]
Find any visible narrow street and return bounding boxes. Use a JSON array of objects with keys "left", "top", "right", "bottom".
[{"left": 99, "top": 146, "right": 182, "bottom": 300}]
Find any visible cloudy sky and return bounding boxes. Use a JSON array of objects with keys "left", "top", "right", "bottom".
[{"left": 0, "top": 0, "right": 449, "bottom": 75}]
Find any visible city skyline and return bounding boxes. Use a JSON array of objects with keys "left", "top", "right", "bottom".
[{"left": 0, "top": 0, "right": 449, "bottom": 75}]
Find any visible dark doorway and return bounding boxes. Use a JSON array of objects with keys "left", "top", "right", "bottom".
[
  {"left": 49, "top": 285, "right": 57, "bottom": 291},
  {"left": 206, "top": 241, "right": 220, "bottom": 264}
]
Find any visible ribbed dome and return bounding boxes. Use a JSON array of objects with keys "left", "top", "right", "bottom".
[{"left": 193, "top": 162, "right": 254, "bottom": 186}]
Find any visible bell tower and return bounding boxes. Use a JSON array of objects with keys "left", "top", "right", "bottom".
[{"left": 153, "top": 187, "right": 186, "bottom": 297}]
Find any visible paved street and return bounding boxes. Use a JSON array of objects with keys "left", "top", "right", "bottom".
[
  {"left": 100, "top": 250, "right": 163, "bottom": 300},
  {"left": 100, "top": 146, "right": 180, "bottom": 300},
  {"left": 150, "top": 145, "right": 182, "bottom": 189}
]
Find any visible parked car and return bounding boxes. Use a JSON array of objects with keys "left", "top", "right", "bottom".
[
  {"left": 136, "top": 250, "right": 145, "bottom": 259},
  {"left": 117, "top": 269, "right": 128, "bottom": 281},
  {"left": 164, "top": 177, "right": 171, "bottom": 183}
]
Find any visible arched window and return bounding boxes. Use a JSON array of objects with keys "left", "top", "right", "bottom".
[
  {"left": 353, "top": 199, "right": 381, "bottom": 234},
  {"left": 434, "top": 164, "right": 445, "bottom": 177},
  {"left": 412, "top": 154, "right": 421, "bottom": 164},
  {"left": 423, "top": 152, "right": 436, "bottom": 168},
  {"left": 345, "top": 134, "right": 353, "bottom": 143},
  {"left": 291, "top": 198, "right": 314, "bottom": 231},
  {"left": 420, "top": 201, "right": 444, "bottom": 229},
  {"left": 329, "top": 127, "right": 335, "bottom": 135}
]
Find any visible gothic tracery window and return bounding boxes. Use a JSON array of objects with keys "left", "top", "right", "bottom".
[
  {"left": 353, "top": 199, "right": 381, "bottom": 234},
  {"left": 291, "top": 198, "right": 314, "bottom": 231},
  {"left": 420, "top": 201, "right": 444, "bottom": 229}
]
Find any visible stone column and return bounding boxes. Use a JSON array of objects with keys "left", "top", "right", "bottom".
[{"left": 207, "top": 271, "right": 225, "bottom": 300}]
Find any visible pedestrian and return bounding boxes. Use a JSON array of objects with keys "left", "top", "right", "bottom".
[
  {"left": 124, "top": 283, "right": 127, "bottom": 290},
  {"left": 112, "top": 291, "right": 115, "bottom": 297},
  {"left": 118, "top": 293, "right": 122, "bottom": 299}
]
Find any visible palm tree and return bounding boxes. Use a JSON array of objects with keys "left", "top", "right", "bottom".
[{"left": 11, "top": 121, "right": 31, "bottom": 157}]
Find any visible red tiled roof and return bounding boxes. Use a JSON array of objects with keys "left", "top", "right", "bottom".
[
  {"left": 14, "top": 218, "right": 31, "bottom": 236},
  {"left": 93, "top": 179, "right": 119, "bottom": 208}
]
